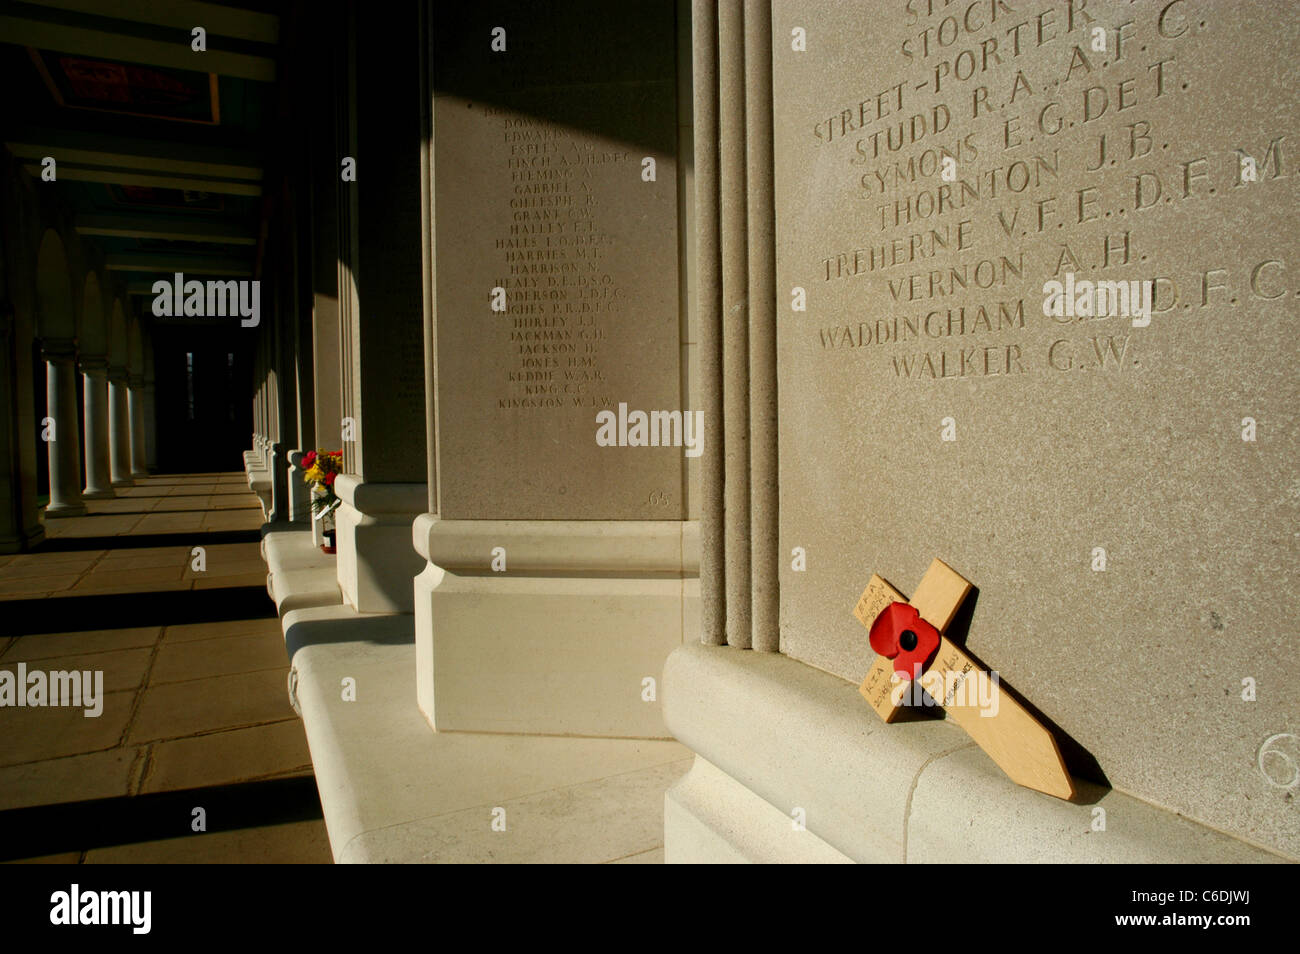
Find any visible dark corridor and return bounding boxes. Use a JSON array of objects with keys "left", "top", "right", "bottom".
[{"left": 152, "top": 325, "right": 253, "bottom": 473}]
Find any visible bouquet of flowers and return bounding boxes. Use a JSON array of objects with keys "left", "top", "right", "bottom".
[{"left": 302, "top": 449, "right": 344, "bottom": 522}]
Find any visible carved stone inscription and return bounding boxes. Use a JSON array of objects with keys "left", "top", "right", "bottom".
[
  {"left": 432, "top": 30, "right": 679, "bottom": 520},
  {"left": 774, "top": 0, "right": 1299, "bottom": 858},
  {"left": 786, "top": 0, "right": 1295, "bottom": 383},
  {"left": 492, "top": 109, "right": 622, "bottom": 411}
]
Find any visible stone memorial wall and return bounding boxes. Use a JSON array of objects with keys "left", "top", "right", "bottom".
[{"left": 773, "top": 0, "right": 1298, "bottom": 855}]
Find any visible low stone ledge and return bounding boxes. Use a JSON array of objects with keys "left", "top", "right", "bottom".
[
  {"left": 262, "top": 526, "right": 342, "bottom": 617},
  {"left": 282, "top": 604, "right": 691, "bottom": 863},
  {"left": 663, "top": 644, "right": 1286, "bottom": 864},
  {"left": 665, "top": 757, "right": 852, "bottom": 864},
  {"left": 906, "top": 744, "right": 1284, "bottom": 863}
]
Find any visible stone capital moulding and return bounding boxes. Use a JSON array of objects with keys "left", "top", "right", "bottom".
[
  {"left": 412, "top": 515, "right": 700, "bottom": 575},
  {"left": 334, "top": 475, "right": 428, "bottom": 516}
]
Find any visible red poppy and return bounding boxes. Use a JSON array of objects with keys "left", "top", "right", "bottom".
[{"left": 868, "top": 601, "right": 940, "bottom": 680}]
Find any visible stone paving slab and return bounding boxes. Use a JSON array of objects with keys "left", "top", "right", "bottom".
[
  {"left": 150, "top": 632, "right": 289, "bottom": 685},
  {"left": 162, "top": 618, "right": 281, "bottom": 643},
  {"left": 128, "top": 668, "right": 296, "bottom": 744},
  {"left": 142, "top": 721, "right": 313, "bottom": 794},
  {"left": 0, "top": 627, "right": 162, "bottom": 661},
  {"left": 0, "top": 749, "right": 142, "bottom": 811},
  {"left": 44, "top": 515, "right": 143, "bottom": 537},
  {"left": 0, "top": 689, "right": 135, "bottom": 766},
  {"left": 2, "top": 647, "right": 152, "bottom": 694}
]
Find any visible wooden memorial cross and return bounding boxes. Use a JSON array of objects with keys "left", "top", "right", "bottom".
[{"left": 854, "top": 558, "right": 1075, "bottom": 801}]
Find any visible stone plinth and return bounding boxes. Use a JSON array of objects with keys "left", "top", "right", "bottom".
[
  {"left": 334, "top": 476, "right": 426, "bottom": 613},
  {"left": 414, "top": 517, "right": 697, "bottom": 737},
  {"left": 413, "top": 0, "right": 690, "bottom": 741}
]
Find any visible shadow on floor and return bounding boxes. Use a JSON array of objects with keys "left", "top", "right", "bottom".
[
  {"left": 31, "top": 530, "right": 263, "bottom": 553},
  {"left": 0, "top": 775, "right": 324, "bottom": 861},
  {"left": 12, "top": 586, "right": 276, "bottom": 635}
]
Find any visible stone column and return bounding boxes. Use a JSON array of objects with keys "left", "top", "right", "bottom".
[
  {"left": 411, "top": 2, "right": 692, "bottom": 738},
  {"left": 127, "top": 374, "right": 148, "bottom": 478},
  {"left": 267, "top": 439, "right": 288, "bottom": 523},
  {"left": 42, "top": 338, "right": 86, "bottom": 517},
  {"left": 328, "top": 3, "right": 427, "bottom": 612},
  {"left": 0, "top": 303, "right": 36, "bottom": 551},
  {"left": 143, "top": 341, "right": 157, "bottom": 472},
  {"left": 144, "top": 381, "right": 157, "bottom": 471},
  {"left": 684, "top": 0, "right": 778, "bottom": 652},
  {"left": 108, "top": 369, "right": 133, "bottom": 488},
  {"left": 288, "top": 449, "right": 310, "bottom": 524},
  {"left": 79, "top": 357, "right": 114, "bottom": 498}
]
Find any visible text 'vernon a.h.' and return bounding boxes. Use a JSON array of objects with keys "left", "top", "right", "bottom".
[
  {"left": 595, "top": 403, "right": 703, "bottom": 458},
  {"left": 151, "top": 272, "right": 260, "bottom": 327}
]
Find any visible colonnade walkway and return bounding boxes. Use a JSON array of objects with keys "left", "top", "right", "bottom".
[{"left": 0, "top": 474, "right": 330, "bottom": 863}]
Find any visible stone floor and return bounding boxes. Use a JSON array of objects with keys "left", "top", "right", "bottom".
[{"left": 0, "top": 473, "right": 331, "bottom": 863}]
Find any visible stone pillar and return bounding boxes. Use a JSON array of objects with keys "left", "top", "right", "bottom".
[
  {"left": 411, "top": 2, "right": 692, "bottom": 737},
  {"left": 267, "top": 440, "right": 289, "bottom": 524},
  {"left": 683, "top": 0, "right": 778, "bottom": 652},
  {"left": 693, "top": 0, "right": 725, "bottom": 646},
  {"left": 288, "top": 449, "right": 310, "bottom": 524},
  {"left": 42, "top": 338, "right": 86, "bottom": 517},
  {"left": 306, "top": 39, "right": 341, "bottom": 549},
  {"left": 108, "top": 370, "right": 133, "bottom": 487},
  {"left": 80, "top": 357, "right": 114, "bottom": 498},
  {"left": 328, "top": 2, "right": 427, "bottom": 612},
  {"left": 144, "top": 381, "right": 157, "bottom": 472},
  {"left": 143, "top": 341, "right": 157, "bottom": 472},
  {"left": 127, "top": 374, "right": 148, "bottom": 478},
  {"left": 0, "top": 304, "right": 35, "bottom": 551}
]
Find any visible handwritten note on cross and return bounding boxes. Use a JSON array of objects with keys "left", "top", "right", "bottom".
[{"left": 854, "top": 557, "right": 1076, "bottom": 801}]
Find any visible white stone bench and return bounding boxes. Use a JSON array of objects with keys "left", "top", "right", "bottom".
[{"left": 281, "top": 604, "right": 690, "bottom": 863}]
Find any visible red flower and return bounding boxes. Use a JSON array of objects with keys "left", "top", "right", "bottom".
[
  {"left": 323, "top": 471, "right": 336, "bottom": 487},
  {"left": 869, "top": 601, "right": 940, "bottom": 680},
  {"left": 302, "top": 450, "right": 317, "bottom": 468}
]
